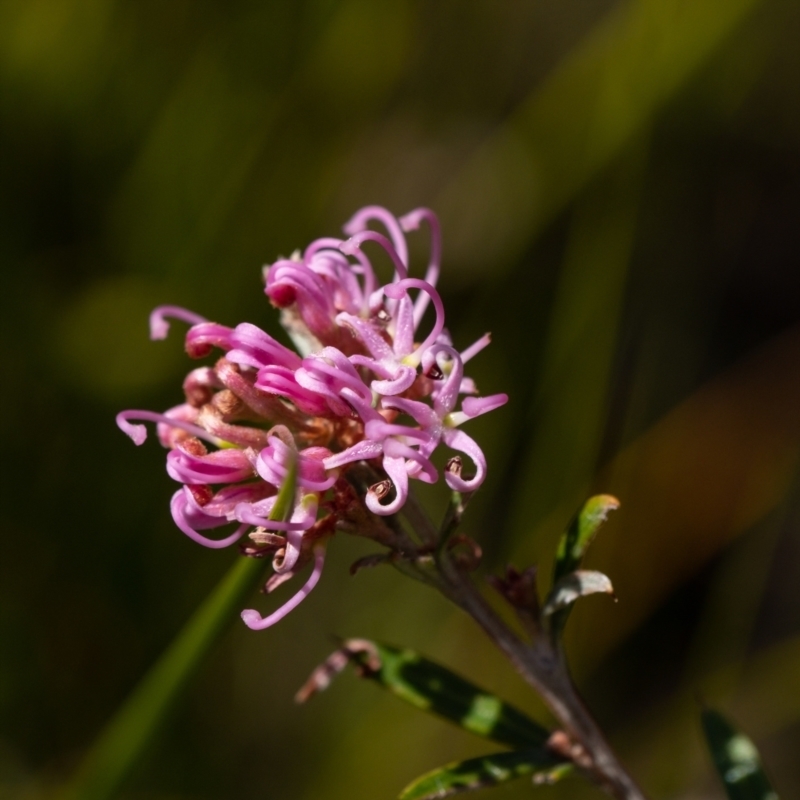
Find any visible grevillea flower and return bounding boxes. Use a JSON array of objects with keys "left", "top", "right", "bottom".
[{"left": 117, "top": 206, "right": 507, "bottom": 631}]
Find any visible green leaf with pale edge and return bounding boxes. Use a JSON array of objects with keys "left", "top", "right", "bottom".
[
  {"left": 702, "top": 710, "right": 779, "bottom": 800},
  {"left": 399, "top": 749, "right": 567, "bottom": 800},
  {"left": 553, "top": 495, "right": 619, "bottom": 584},
  {"left": 542, "top": 570, "right": 615, "bottom": 617},
  {"left": 351, "top": 642, "right": 550, "bottom": 748},
  {"left": 61, "top": 459, "right": 297, "bottom": 800}
]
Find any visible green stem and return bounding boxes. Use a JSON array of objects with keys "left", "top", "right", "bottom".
[
  {"left": 435, "top": 552, "right": 649, "bottom": 800},
  {"left": 61, "top": 450, "right": 298, "bottom": 800}
]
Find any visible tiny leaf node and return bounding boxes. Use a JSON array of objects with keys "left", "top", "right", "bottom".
[{"left": 542, "top": 570, "right": 616, "bottom": 617}]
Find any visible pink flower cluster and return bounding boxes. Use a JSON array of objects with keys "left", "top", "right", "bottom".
[{"left": 118, "top": 206, "right": 506, "bottom": 630}]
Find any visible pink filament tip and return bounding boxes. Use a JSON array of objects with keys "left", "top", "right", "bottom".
[
  {"left": 462, "top": 393, "right": 508, "bottom": 418},
  {"left": 116, "top": 409, "right": 226, "bottom": 448},
  {"left": 460, "top": 333, "right": 492, "bottom": 364},
  {"left": 149, "top": 306, "right": 207, "bottom": 341},
  {"left": 116, "top": 412, "right": 148, "bottom": 445}
]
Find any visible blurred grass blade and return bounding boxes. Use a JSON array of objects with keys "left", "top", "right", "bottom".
[
  {"left": 438, "top": 0, "right": 765, "bottom": 271},
  {"left": 504, "top": 138, "right": 648, "bottom": 553},
  {"left": 298, "top": 640, "right": 550, "bottom": 748},
  {"left": 399, "top": 749, "right": 567, "bottom": 800},
  {"left": 61, "top": 459, "right": 297, "bottom": 800},
  {"left": 701, "top": 709, "right": 779, "bottom": 800},
  {"left": 553, "top": 495, "right": 619, "bottom": 584}
]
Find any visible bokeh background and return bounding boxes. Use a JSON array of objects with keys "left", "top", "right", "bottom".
[{"left": 2, "top": 0, "right": 799, "bottom": 798}]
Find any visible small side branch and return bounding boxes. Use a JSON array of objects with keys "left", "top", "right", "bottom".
[{"left": 436, "top": 552, "right": 649, "bottom": 800}]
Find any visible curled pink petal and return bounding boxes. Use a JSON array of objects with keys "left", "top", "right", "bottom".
[
  {"left": 201, "top": 482, "right": 275, "bottom": 518},
  {"left": 170, "top": 488, "right": 249, "bottom": 549},
  {"left": 304, "top": 237, "right": 346, "bottom": 261},
  {"left": 335, "top": 312, "right": 394, "bottom": 362},
  {"left": 266, "top": 259, "right": 331, "bottom": 312},
  {"left": 343, "top": 206, "right": 409, "bottom": 268},
  {"left": 462, "top": 393, "right": 508, "bottom": 418},
  {"left": 422, "top": 344, "right": 463, "bottom": 418},
  {"left": 256, "top": 438, "right": 337, "bottom": 493},
  {"left": 370, "top": 366, "right": 417, "bottom": 397},
  {"left": 381, "top": 397, "right": 439, "bottom": 428},
  {"left": 399, "top": 208, "right": 441, "bottom": 325},
  {"left": 241, "top": 545, "right": 327, "bottom": 630},
  {"left": 233, "top": 501, "right": 316, "bottom": 532},
  {"left": 363, "top": 419, "right": 432, "bottom": 446},
  {"left": 383, "top": 438, "right": 438, "bottom": 484},
  {"left": 157, "top": 404, "right": 201, "bottom": 448},
  {"left": 366, "top": 455, "right": 409, "bottom": 515},
  {"left": 116, "top": 412, "right": 148, "bottom": 445},
  {"left": 214, "top": 360, "right": 307, "bottom": 427},
  {"left": 390, "top": 294, "right": 416, "bottom": 356},
  {"left": 273, "top": 519, "right": 310, "bottom": 574},
  {"left": 442, "top": 428, "right": 487, "bottom": 493},
  {"left": 255, "top": 365, "right": 331, "bottom": 416},
  {"left": 295, "top": 347, "right": 374, "bottom": 414},
  {"left": 322, "top": 439, "right": 384, "bottom": 470},
  {"left": 149, "top": 306, "right": 207, "bottom": 341},
  {"left": 185, "top": 322, "right": 236, "bottom": 358},
  {"left": 340, "top": 231, "right": 408, "bottom": 283},
  {"left": 227, "top": 323, "right": 301, "bottom": 370},
  {"left": 166, "top": 447, "right": 255, "bottom": 485},
  {"left": 339, "top": 245, "right": 378, "bottom": 301},
  {"left": 384, "top": 279, "right": 445, "bottom": 366}
]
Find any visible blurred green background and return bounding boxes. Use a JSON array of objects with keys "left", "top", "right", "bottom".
[{"left": 2, "top": 0, "right": 799, "bottom": 798}]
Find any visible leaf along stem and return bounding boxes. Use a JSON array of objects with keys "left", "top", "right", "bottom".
[{"left": 433, "top": 551, "right": 649, "bottom": 800}]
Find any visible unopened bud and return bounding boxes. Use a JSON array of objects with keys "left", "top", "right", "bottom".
[
  {"left": 179, "top": 437, "right": 208, "bottom": 457},
  {"left": 249, "top": 528, "right": 286, "bottom": 546},
  {"left": 212, "top": 389, "right": 244, "bottom": 417},
  {"left": 266, "top": 283, "right": 297, "bottom": 308}
]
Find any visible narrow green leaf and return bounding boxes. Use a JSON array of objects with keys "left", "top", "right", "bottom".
[
  {"left": 361, "top": 642, "right": 549, "bottom": 747},
  {"left": 553, "top": 495, "right": 619, "bottom": 584},
  {"left": 61, "top": 460, "right": 297, "bottom": 800},
  {"left": 701, "top": 709, "right": 779, "bottom": 800},
  {"left": 305, "top": 640, "right": 550, "bottom": 748},
  {"left": 542, "top": 570, "right": 615, "bottom": 617},
  {"left": 399, "top": 749, "right": 567, "bottom": 800}
]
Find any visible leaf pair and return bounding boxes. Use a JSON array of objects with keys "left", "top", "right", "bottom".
[
  {"left": 544, "top": 495, "right": 619, "bottom": 638},
  {"left": 297, "top": 639, "right": 570, "bottom": 799}
]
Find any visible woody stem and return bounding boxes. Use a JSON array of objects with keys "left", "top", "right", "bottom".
[{"left": 435, "top": 552, "right": 649, "bottom": 800}]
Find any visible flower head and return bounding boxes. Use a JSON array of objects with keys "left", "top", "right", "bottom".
[{"left": 118, "top": 206, "right": 507, "bottom": 630}]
